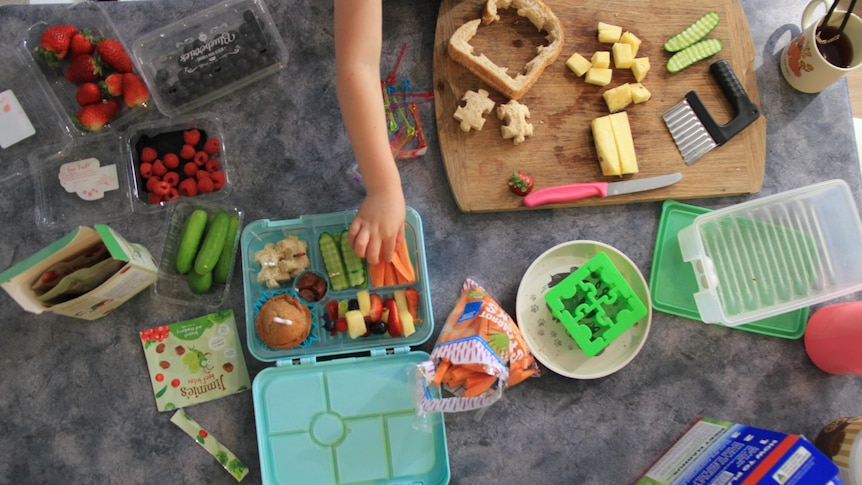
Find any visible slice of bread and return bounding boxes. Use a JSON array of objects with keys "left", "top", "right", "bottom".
[{"left": 448, "top": 0, "right": 564, "bottom": 100}]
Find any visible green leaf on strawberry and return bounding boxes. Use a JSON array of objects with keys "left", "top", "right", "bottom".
[{"left": 508, "top": 170, "right": 534, "bottom": 196}]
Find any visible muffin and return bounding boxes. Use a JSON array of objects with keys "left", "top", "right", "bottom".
[{"left": 255, "top": 294, "right": 312, "bottom": 349}]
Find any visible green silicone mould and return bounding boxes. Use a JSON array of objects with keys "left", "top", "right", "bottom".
[{"left": 544, "top": 251, "right": 648, "bottom": 357}]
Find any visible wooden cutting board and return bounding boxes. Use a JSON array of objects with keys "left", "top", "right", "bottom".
[{"left": 433, "top": 0, "right": 766, "bottom": 212}]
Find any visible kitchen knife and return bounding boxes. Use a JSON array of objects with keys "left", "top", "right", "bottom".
[{"left": 523, "top": 172, "right": 683, "bottom": 207}]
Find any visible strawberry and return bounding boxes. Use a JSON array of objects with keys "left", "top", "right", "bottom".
[
  {"left": 95, "top": 38, "right": 132, "bottom": 73},
  {"left": 404, "top": 287, "right": 420, "bottom": 320},
  {"left": 65, "top": 54, "right": 100, "bottom": 83},
  {"left": 74, "top": 99, "right": 119, "bottom": 131},
  {"left": 368, "top": 293, "right": 383, "bottom": 322},
  {"left": 37, "top": 24, "right": 79, "bottom": 63},
  {"left": 508, "top": 170, "right": 534, "bottom": 196},
  {"left": 75, "top": 82, "right": 102, "bottom": 106},
  {"left": 101, "top": 73, "right": 124, "bottom": 97},
  {"left": 383, "top": 299, "right": 403, "bottom": 337},
  {"left": 121, "top": 73, "right": 149, "bottom": 108},
  {"left": 69, "top": 32, "right": 95, "bottom": 57},
  {"left": 326, "top": 300, "right": 340, "bottom": 322}
]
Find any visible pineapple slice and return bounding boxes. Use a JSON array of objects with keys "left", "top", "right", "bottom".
[
  {"left": 631, "top": 83, "right": 651, "bottom": 104},
  {"left": 585, "top": 67, "right": 613, "bottom": 86},
  {"left": 620, "top": 31, "right": 642, "bottom": 57},
  {"left": 612, "top": 42, "right": 634, "bottom": 69},
  {"left": 345, "top": 309, "right": 366, "bottom": 339},
  {"left": 566, "top": 52, "right": 592, "bottom": 77},
  {"left": 603, "top": 83, "right": 633, "bottom": 113},
  {"left": 591, "top": 116, "right": 621, "bottom": 176},
  {"left": 597, "top": 22, "right": 622, "bottom": 43},
  {"left": 609, "top": 112, "right": 638, "bottom": 175},
  {"left": 631, "top": 57, "right": 651, "bottom": 82},
  {"left": 591, "top": 51, "right": 611, "bottom": 68}
]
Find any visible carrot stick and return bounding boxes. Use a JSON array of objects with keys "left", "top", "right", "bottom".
[
  {"left": 383, "top": 262, "right": 397, "bottom": 286},
  {"left": 369, "top": 261, "right": 386, "bottom": 287},
  {"left": 433, "top": 358, "right": 451, "bottom": 387},
  {"left": 463, "top": 374, "right": 497, "bottom": 397},
  {"left": 391, "top": 237, "right": 416, "bottom": 283}
]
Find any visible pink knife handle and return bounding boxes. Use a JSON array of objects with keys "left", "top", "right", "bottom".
[{"left": 523, "top": 182, "right": 609, "bottom": 207}]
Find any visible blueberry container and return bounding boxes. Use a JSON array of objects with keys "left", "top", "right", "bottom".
[
  {"left": 243, "top": 207, "right": 450, "bottom": 485},
  {"left": 131, "top": 0, "right": 288, "bottom": 117}
]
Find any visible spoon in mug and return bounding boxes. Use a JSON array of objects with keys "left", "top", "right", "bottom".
[{"left": 817, "top": 0, "right": 858, "bottom": 44}]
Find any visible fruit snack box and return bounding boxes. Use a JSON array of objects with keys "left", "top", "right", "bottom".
[
  {"left": 242, "top": 207, "right": 451, "bottom": 485},
  {"left": 0, "top": 224, "right": 158, "bottom": 321},
  {"left": 130, "top": 0, "right": 289, "bottom": 117}
]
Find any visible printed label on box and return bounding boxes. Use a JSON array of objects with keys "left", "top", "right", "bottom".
[
  {"left": 0, "top": 89, "right": 36, "bottom": 149},
  {"left": 58, "top": 157, "right": 120, "bottom": 201}
]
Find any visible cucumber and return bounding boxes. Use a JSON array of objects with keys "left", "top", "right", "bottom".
[
  {"left": 339, "top": 230, "right": 366, "bottom": 288},
  {"left": 212, "top": 214, "right": 240, "bottom": 285},
  {"left": 666, "top": 38, "right": 724, "bottom": 73},
  {"left": 664, "top": 11, "right": 720, "bottom": 52},
  {"left": 175, "top": 209, "right": 208, "bottom": 275},
  {"left": 193, "top": 211, "right": 230, "bottom": 276},
  {"left": 187, "top": 269, "right": 213, "bottom": 294},
  {"left": 319, "top": 232, "right": 349, "bottom": 291}
]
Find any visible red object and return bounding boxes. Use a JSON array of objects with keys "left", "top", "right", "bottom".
[
  {"left": 121, "top": 73, "right": 149, "bottom": 108},
  {"left": 151, "top": 159, "right": 167, "bottom": 177},
  {"left": 69, "top": 33, "right": 94, "bottom": 57},
  {"left": 368, "top": 293, "right": 383, "bottom": 322},
  {"left": 148, "top": 192, "right": 163, "bottom": 204},
  {"left": 75, "top": 82, "right": 102, "bottom": 106},
  {"left": 38, "top": 24, "right": 78, "bottom": 62},
  {"left": 508, "top": 170, "right": 534, "bottom": 196},
  {"left": 139, "top": 162, "right": 153, "bottom": 179},
  {"left": 65, "top": 54, "right": 100, "bottom": 83},
  {"left": 140, "top": 147, "right": 158, "bottom": 164},
  {"left": 197, "top": 177, "right": 214, "bottom": 193},
  {"left": 193, "top": 151, "right": 208, "bottom": 166},
  {"left": 74, "top": 100, "right": 119, "bottom": 131},
  {"left": 203, "top": 138, "right": 220, "bottom": 155},
  {"left": 404, "top": 287, "right": 420, "bottom": 319},
  {"left": 180, "top": 144, "right": 196, "bottom": 160},
  {"left": 805, "top": 302, "right": 862, "bottom": 375},
  {"left": 101, "top": 73, "right": 124, "bottom": 96},
  {"left": 146, "top": 175, "right": 162, "bottom": 193},
  {"left": 163, "top": 153, "right": 180, "bottom": 169},
  {"left": 183, "top": 162, "right": 198, "bottom": 177},
  {"left": 163, "top": 171, "right": 180, "bottom": 187},
  {"left": 210, "top": 171, "right": 226, "bottom": 189},
  {"left": 96, "top": 38, "right": 133, "bottom": 73},
  {"left": 205, "top": 158, "right": 221, "bottom": 173},
  {"left": 151, "top": 180, "right": 171, "bottom": 196},
  {"left": 383, "top": 299, "right": 402, "bottom": 337},
  {"left": 178, "top": 178, "right": 198, "bottom": 197},
  {"left": 326, "top": 301, "right": 339, "bottom": 322},
  {"left": 335, "top": 317, "right": 348, "bottom": 333},
  {"left": 183, "top": 129, "right": 201, "bottom": 146}
]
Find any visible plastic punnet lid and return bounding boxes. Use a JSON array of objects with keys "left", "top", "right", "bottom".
[{"left": 677, "top": 179, "right": 862, "bottom": 326}]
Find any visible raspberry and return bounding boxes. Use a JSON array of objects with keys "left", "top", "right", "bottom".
[
  {"left": 183, "top": 162, "right": 198, "bottom": 177},
  {"left": 146, "top": 175, "right": 162, "bottom": 193},
  {"left": 193, "top": 151, "right": 208, "bottom": 166},
  {"left": 163, "top": 153, "right": 180, "bottom": 169},
  {"left": 151, "top": 180, "right": 171, "bottom": 196},
  {"left": 140, "top": 147, "right": 158, "bottom": 163},
  {"left": 165, "top": 187, "right": 180, "bottom": 201},
  {"left": 203, "top": 137, "right": 220, "bottom": 155},
  {"left": 139, "top": 162, "right": 153, "bottom": 179},
  {"left": 178, "top": 178, "right": 198, "bottom": 197},
  {"left": 197, "top": 176, "right": 214, "bottom": 193},
  {"left": 148, "top": 192, "right": 164, "bottom": 204},
  {"left": 163, "top": 171, "right": 180, "bottom": 187},
  {"left": 205, "top": 158, "right": 221, "bottom": 173},
  {"left": 183, "top": 129, "right": 201, "bottom": 146},
  {"left": 152, "top": 159, "right": 168, "bottom": 177},
  {"left": 180, "top": 144, "right": 196, "bottom": 160},
  {"left": 196, "top": 169, "right": 211, "bottom": 181},
  {"left": 211, "top": 171, "right": 226, "bottom": 189}
]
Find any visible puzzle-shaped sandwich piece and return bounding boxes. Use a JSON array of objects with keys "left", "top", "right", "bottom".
[
  {"left": 544, "top": 251, "right": 647, "bottom": 357},
  {"left": 453, "top": 89, "right": 496, "bottom": 132},
  {"left": 497, "top": 99, "right": 533, "bottom": 145}
]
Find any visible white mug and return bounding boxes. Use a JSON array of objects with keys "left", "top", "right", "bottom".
[{"left": 780, "top": 0, "right": 862, "bottom": 93}]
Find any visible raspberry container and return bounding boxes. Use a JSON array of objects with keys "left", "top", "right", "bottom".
[
  {"left": 677, "top": 179, "right": 862, "bottom": 326},
  {"left": 153, "top": 200, "right": 243, "bottom": 308},
  {"left": 20, "top": 1, "right": 150, "bottom": 138},
  {"left": 122, "top": 113, "right": 231, "bottom": 214},
  {"left": 243, "top": 207, "right": 450, "bottom": 485},
  {"left": 131, "top": 0, "right": 289, "bottom": 117}
]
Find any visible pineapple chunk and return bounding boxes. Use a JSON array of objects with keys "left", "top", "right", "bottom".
[
  {"left": 585, "top": 67, "right": 613, "bottom": 86},
  {"left": 603, "top": 83, "right": 633, "bottom": 113},
  {"left": 400, "top": 310, "right": 416, "bottom": 338},
  {"left": 591, "top": 116, "right": 620, "bottom": 176},
  {"left": 609, "top": 112, "right": 638, "bottom": 175},
  {"left": 612, "top": 42, "right": 634, "bottom": 69},
  {"left": 591, "top": 51, "right": 611, "bottom": 68},
  {"left": 630, "top": 83, "right": 651, "bottom": 104},
  {"left": 619, "top": 31, "right": 642, "bottom": 57},
  {"left": 565, "top": 52, "right": 592, "bottom": 77},
  {"left": 345, "top": 309, "right": 366, "bottom": 339},
  {"left": 597, "top": 22, "right": 622, "bottom": 43},
  {"left": 631, "top": 57, "right": 651, "bottom": 82}
]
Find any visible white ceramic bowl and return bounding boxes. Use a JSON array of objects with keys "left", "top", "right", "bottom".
[{"left": 515, "top": 240, "right": 652, "bottom": 379}]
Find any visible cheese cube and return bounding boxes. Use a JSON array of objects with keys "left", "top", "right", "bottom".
[
  {"left": 631, "top": 83, "right": 651, "bottom": 104},
  {"left": 591, "top": 51, "right": 611, "bottom": 68},
  {"left": 566, "top": 52, "right": 592, "bottom": 77},
  {"left": 591, "top": 116, "right": 620, "bottom": 176},
  {"left": 631, "top": 57, "right": 651, "bottom": 82},
  {"left": 585, "top": 67, "right": 613, "bottom": 86},
  {"left": 612, "top": 42, "right": 634, "bottom": 69},
  {"left": 603, "top": 83, "right": 633, "bottom": 113},
  {"left": 620, "top": 31, "right": 642, "bottom": 57},
  {"left": 609, "top": 112, "right": 638, "bottom": 175},
  {"left": 597, "top": 22, "right": 622, "bottom": 43}
]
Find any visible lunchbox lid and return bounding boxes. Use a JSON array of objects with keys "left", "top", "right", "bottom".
[{"left": 252, "top": 349, "right": 450, "bottom": 485}]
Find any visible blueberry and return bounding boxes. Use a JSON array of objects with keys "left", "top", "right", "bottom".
[
  {"left": 369, "top": 320, "right": 387, "bottom": 334},
  {"left": 348, "top": 299, "right": 359, "bottom": 311},
  {"left": 323, "top": 318, "right": 335, "bottom": 332}
]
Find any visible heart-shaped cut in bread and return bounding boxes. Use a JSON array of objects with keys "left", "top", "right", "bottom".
[{"left": 448, "top": 0, "right": 564, "bottom": 100}]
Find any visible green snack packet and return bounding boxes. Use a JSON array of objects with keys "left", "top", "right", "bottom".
[
  {"left": 170, "top": 409, "right": 249, "bottom": 482},
  {"left": 140, "top": 310, "right": 251, "bottom": 411}
]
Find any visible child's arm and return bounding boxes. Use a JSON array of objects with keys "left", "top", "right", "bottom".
[{"left": 334, "top": 0, "right": 406, "bottom": 265}]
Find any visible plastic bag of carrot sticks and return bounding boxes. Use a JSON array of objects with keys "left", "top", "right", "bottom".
[{"left": 415, "top": 278, "right": 539, "bottom": 413}]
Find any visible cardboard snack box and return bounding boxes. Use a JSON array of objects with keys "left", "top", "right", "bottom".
[{"left": 0, "top": 225, "right": 158, "bottom": 320}]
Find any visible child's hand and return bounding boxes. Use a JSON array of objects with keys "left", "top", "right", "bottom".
[{"left": 348, "top": 187, "right": 406, "bottom": 265}]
